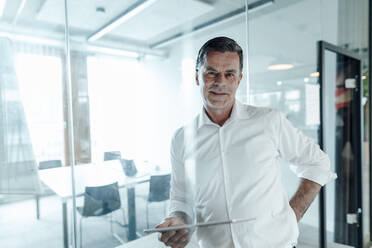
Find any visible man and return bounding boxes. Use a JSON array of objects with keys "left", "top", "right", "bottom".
[{"left": 156, "top": 37, "right": 337, "bottom": 248}]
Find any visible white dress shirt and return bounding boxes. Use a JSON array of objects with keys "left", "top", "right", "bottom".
[{"left": 168, "top": 100, "right": 337, "bottom": 248}]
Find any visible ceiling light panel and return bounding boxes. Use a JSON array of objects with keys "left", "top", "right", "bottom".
[
  {"left": 0, "top": 0, "right": 6, "bottom": 17},
  {"left": 111, "top": 0, "right": 214, "bottom": 41},
  {"left": 88, "top": 0, "right": 159, "bottom": 42},
  {"left": 37, "top": 0, "right": 138, "bottom": 32}
]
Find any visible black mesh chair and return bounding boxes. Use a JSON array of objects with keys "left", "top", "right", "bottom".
[
  {"left": 76, "top": 182, "right": 127, "bottom": 247},
  {"left": 146, "top": 174, "right": 171, "bottom": 228},
  {"left": 103, "top": 151, "right": 121, "bottom": 161},
  {"left": 36, "top": 159, "right": 62, "bottom": 219}
]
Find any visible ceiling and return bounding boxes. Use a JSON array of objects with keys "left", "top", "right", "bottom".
[{"left": 0, "top": 0, "right": 261, "bottom": 50}]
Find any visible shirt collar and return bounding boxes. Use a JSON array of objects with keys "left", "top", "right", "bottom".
[{"left": 197, "top": 100, "right": 251, "bottom": 129}]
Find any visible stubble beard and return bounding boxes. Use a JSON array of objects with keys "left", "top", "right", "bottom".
[{"left": 203, "top": 92, "right": 234, "bottom": 110}]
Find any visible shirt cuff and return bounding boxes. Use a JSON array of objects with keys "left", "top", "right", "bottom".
[
  {"left": 295, "top": 166, "right": 337, "bottom": 186},
  {"left": 168, "top": 199, "right": 194, "bottom": 220}
]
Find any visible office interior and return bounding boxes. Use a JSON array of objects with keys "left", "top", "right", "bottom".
[{"left": 0, "top": 0, "right": 370, "bottom": 247}]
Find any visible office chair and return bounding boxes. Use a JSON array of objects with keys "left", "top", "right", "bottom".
[
  {"left": 146, "top": 174, "right": 171, "bottom": 229},
  {"left": 76, "top": 182, "right": 127, "bottom": 248},
  {"left": 36, "top": 159, "right": 62, "bottom": 219},
  {"left": 103, "top": 151, "right": 121, "bottom": 161}
]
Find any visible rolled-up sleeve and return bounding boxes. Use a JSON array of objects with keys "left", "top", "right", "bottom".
[
  {"left": 276, "top": 111, "right": 337, "bottom": 186},
  {"left": 168, "top": 130, "right": 194, "bottom": 219}
]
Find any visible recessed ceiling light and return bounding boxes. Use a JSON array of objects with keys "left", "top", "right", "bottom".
[
  {"left": 277, "top": 81, "right": 282, "bottom": 86},
  {"left": 304, "top": 77, "right": 309, "bottom": 83},
  {"left": 310, "top": 72, "right": 319, "bottom": 77},
  {"left": 267, "top": 64, "right": 294, "bottom": 71}
]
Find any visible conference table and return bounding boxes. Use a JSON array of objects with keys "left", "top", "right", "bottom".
[
  {"left": 38, "top": 160, "right": 167, "bottom": 248},
  {"left": 115, "top": 233, "right": 199, "bottom": 248}
]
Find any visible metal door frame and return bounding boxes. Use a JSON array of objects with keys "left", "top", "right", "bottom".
[{"left": 318, "top": 40, "right": 363, "bottom": 248}]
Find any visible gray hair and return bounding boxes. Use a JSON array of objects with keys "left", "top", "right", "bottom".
[{"left": 196, "top": 36, "right": 243, "bottom": 72}]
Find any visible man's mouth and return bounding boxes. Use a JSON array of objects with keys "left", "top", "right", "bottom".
[{"left": 209, "top": 91, "right": 228, "bottom": 96}]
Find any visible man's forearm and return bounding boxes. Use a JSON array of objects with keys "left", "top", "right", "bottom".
[{"left": 289, "top": 178, "right": 321, "bottom": 222}]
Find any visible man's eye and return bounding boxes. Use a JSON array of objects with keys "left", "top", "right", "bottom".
[
  {"left": 207, "top": 71, "right": 216, "bottom": 75},
  {"left": 226, "top": 73, "right": 234, "bottom": 77}
]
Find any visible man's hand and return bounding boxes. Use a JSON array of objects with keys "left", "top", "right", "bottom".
[
  {"left": 289, "top": 178, "right": 321, "bottom": 222},
  {"left": 156, "top": 217, "right": 190, "bottom": 248}
]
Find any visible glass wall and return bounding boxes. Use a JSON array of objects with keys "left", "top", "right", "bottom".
[
  {"left": 66, "top": 0, "right": 250, "bottom": 247},
  {"left": 247, "top": 0, "right": 369, "bottom": 247},
  {"left": 248, "top": 0, "right": 326, "bottom": 246},
  {"left": 0, "top": 0, "right": 67, "bottom": 247},
  {"left": 0, "top": 0, "right": 370, "bottom": 247}
]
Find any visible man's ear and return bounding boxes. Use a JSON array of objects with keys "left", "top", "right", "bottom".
[
  {"left": 196, "top": 70, "right": 200, "bottom": 86},
  {"left": 238, "top": 73, "right": 243, "bottom": 85}
]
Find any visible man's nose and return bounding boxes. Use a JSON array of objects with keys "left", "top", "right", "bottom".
[{"left": 214, "top": 73, "right": 225, "bottom": 84}]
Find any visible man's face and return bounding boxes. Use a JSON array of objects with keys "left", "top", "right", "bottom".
[{"left": 196, "top": 51, "right": 242, "bottom": 110}]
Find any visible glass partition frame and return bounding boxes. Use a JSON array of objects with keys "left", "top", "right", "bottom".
[{"left": 318, "top": 40, "right": 364, "bottom": 248}]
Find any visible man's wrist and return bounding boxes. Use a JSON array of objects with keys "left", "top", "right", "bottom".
[{"left": 289, "top": 201, "right": 301, "bottom": 222}]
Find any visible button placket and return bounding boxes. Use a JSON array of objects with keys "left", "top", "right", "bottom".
[{"left": 218, "top": 127, "right": 237, "bottom": 244}]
